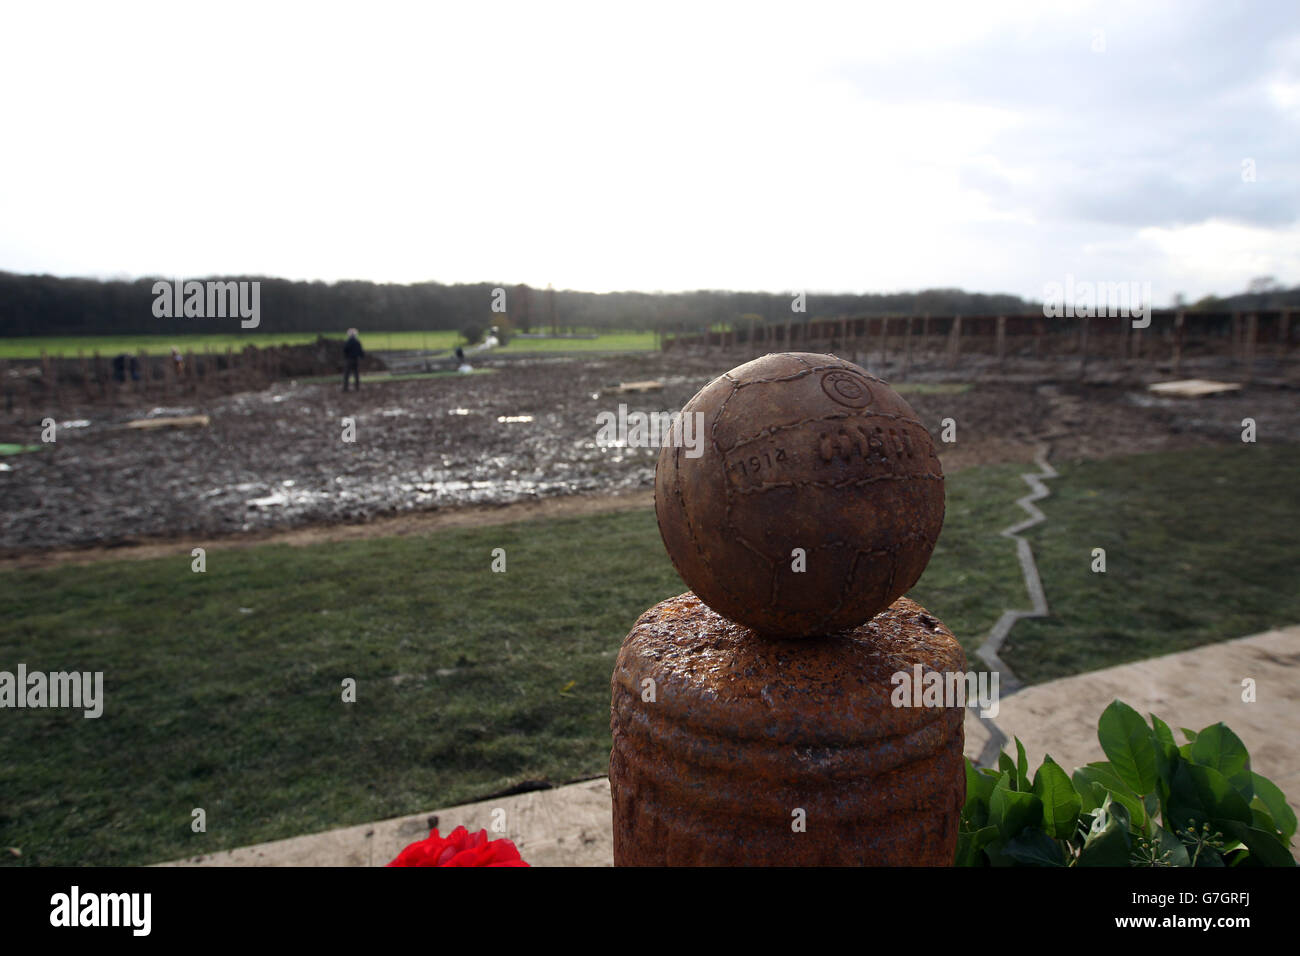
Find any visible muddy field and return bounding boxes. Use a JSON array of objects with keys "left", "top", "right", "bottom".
[{"left": 2, "top": 349, "right": 1297, "bottom": 554}]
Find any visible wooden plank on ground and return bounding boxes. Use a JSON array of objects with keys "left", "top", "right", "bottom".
[
  {"left": 124, "top": 415, "right": 211, "bottom": 430},
  {"left": 605, "top": 380, "right": 663, "bottom": 394},
  {"left": 1147, "top": 379, "right": 1243, "bottom": 398}
]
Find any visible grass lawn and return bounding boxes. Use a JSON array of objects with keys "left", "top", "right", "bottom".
[
  {"left": 0, "top": 330, "right": 657, "bottom": 359},
  {"left": 0, "top": 463, "right": 1027, "bottom": 866},
  {"left": 6, "top": 446, "right": 1290, "bottom": 865},
  {"left": 1002, "top": 443, "right": 1300, "bottom": 683},
  {"left": 893, "top": 382, "right": 973, "bottom": 396}
]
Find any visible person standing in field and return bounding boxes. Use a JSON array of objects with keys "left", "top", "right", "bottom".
[{"left": 343, "top": 328, "right": 364, "bottom": 391}]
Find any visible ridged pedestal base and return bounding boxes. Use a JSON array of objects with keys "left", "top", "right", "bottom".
[{"left": 610, "top": 592, "right": 966, "bottom": 866}]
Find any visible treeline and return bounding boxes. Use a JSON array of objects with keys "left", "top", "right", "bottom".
[
  {"left": 3, "top": 271, "right": 1295, "bottom": 339},
  {"left": 0, "top": 272, "right": 1036, "bottom": 338},
  {"left": 1183, "top": 282, "right": 1300, "bottom": 315}
]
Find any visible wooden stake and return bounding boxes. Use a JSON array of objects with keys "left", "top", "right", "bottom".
[
  {"left": 1244, "top": 313, "right": 1257, "bottom": 384},
  {"left": 902, "top": 316, "right": 914, "bottom": 378},
  {"left": 1173, "top": 310, "right": 1185, "bottom": 377},
  {"left": 1079, "top": 315, "right": 1090, "bottom": 376}
]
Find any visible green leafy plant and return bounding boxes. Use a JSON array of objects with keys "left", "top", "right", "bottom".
[{"left": 956, "top": 700, "right": 1297, "bottom": 867}]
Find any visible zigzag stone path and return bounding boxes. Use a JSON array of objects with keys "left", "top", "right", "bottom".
[{"left": 969, "top": 444, "right": 1058, "bottom": 765}]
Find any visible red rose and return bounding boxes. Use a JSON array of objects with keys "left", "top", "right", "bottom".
[{"left": 387, "top": 826, "right": 530, "bottom": 867}]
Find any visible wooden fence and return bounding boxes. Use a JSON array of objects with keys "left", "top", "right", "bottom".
[
  {"left": 662, "top": 309, "right": 1296, "bottom": 379},
  {"left": 0, "top": 339, "right": 383, "bottom": 418}
]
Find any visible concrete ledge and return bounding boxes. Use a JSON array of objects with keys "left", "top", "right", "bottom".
[{"left": 158, "top": 778, "right": 615, "bottom": 867}]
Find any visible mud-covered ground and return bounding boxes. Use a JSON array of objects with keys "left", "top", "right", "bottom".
[{"left": 2, "top": 349, "right": 1297, "bottom": 553}]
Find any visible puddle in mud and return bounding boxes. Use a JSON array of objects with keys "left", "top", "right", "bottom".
[{"left": 246, "top": 492, "right": 289, "bottom": 509}]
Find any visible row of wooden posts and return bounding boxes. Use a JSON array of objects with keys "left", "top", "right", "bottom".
[
  {"left": 661, "top": 311, "right": 1294, "bottom": 382},
  {"left": 1, "top": 344, "right": 298, "bottom": 416}
]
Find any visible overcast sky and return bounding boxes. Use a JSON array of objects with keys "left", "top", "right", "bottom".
[{"left": 0, "top": 0, "right": 1296, "bottom": 304}]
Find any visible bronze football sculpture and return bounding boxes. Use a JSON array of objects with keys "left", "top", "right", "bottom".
[{"left": 654, "top": 352, "right": 944, "bottom": 637}]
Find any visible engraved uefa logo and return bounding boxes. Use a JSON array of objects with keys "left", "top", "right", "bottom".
[{"left": 820, "top": 369, "right": 875, "bottom": 408}]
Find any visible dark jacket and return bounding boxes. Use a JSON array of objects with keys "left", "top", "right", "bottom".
[{"left": 344, "top": 337, "right": 364, "bottom": 360}]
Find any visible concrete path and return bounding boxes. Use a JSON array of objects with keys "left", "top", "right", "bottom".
[
  {"left": 160, "top": 624, "right": 1299, "bottom": 867},
  {"left": 974, "top": 446, "right": 1058, "bottom": 696},
  {"left": 965, "top": 624, "right": 1300, "bottom": 820}
]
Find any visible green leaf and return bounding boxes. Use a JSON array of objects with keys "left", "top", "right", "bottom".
[
  {"left": 1189, "top": 723, "right": 1253, "bottom": 798},
  {"left": 1148, "top": 715, "right": 1179, "bottom": 827},
  {"left": 1143, "top": 790, "right": 1160, "bottom": 822},
  {"left": 997, "top": 751, "right": 1017, "bottom": 787},
  {"left": 955, "top": 825, "right": 999, "bottom": 866},
  {"left": 1154, "top": 825, "right": 1191, "bottom": 867},
  {"left": 1014, "top": 737, "right": 1031, "bottom": 793},
  {"left": 1219, "top": 820, "right": 1297, "bottom": 867},
  {"left": 1033, "top": 756, "right": 1082, "bottom": 840},
  {"left": 1074, "top": 763, "right": 1148, "bottom": 830},
  {"left": 1098, "top": 700, "right": 1159, "bottom": 795},
  {"left": 1078, "top": 795, "right": 1132, "bottom": 866},
  {"left": 1077, "top": 780, "right": 1110, "bottom": 817},
  {"left": 983, "top": 838, "right": 1016, "bottom": 867},
  {"left": 1168, "top": 762, "right": 1252, "bottom": 831},
  {"left": 984, "top": 771, "right": 1012, "bottom": 831},
  {"left": 1196, "top": 847, "right": 1227, "bottom": 867},
  {"left": 1250, "top": 800, "right": 1277, "bottom": 835},
  {"left": 966, "top": 757, "right": 995, "bottom": 802},
  {"left": 1151, "top": 714, "right": 1177, "bottom": 752},
  {"left": 1180, "top": 727, "right": 1198, "bottom": 743},
  {"left": 1251, "top": 772, "right": 1297, "bottom": 842},
  {"left": 990, "top": 782, "right": 1044, "bottom": 841},
  {"left": 1001, "top": 827, "right": 1066, "bottom": 867},
  {"left": 1150, "top": 713, "right": 1178, "bottom": 782},
  {"left": 962, "top": 759, "right": 994, "bottom": 829}
]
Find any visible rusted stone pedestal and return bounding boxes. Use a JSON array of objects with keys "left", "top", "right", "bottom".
[{"left": 610, "top": 592, "right": 966, "bottom": 866}]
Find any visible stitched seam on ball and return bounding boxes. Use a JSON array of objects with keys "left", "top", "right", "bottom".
[
  {"left": 730, "top": 359, "right": 887, "bottom": 390},
  {"left": 729, "top": 473, "right": 944, "bottom": 495},
  {"left": 723, "top": 410, "right": 928, "bottom": 451},
  {"left": 700, "top": 379, "right": 756, "bottom": 613},
  {"left": 671, "top": 440, "right": 711, "bottom": 586},
  {"left": 809, "top": 546, "right": 892, "bottom": 633}
]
